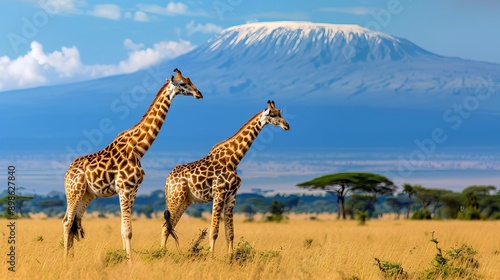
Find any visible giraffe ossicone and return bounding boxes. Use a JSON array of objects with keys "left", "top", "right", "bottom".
[
  {"left": 62, "top": 68, "right": 202, "bottom": 261},
  {"left": 161, "top": 100, "right": 290, "bottom": 254}
]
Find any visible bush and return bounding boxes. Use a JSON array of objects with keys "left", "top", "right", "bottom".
[
  {"left": 231, "top": 238, "right": 256, "bottom": 265},
  {"left": 411, "top": 209, "right": 432, "bottom": 220},
  {"left": 421, "top": 232, "right": 480, "bottom": 279},
  {"left": 304, "top": 238, "right": 313, "bottom": 249},
  {"left": 457, "top": 207, "right": 481, "bottom": 220},
  {"left": 374, "top": 257, "right": 407, "bottom": 279},
  {"left": 374, "top": 231, "right": 480, "bottom": 279},
  {"left": 103, "top": 249, "right": 127, "bottom": 266},
  {"left": 355, "top": 210, "right": 368, "bottom": 225},
  {"left": 230, "top": 237, "right": 281, "bottom": 266},
  {"left": 265, "top": 214, "right": 284, "bottom": 222},
  {"left": 187, "top": 228, "right": 209, "bottom": 259}
]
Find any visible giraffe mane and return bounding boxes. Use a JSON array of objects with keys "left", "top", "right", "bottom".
[
  {"left": 123, "top": 80, "right": 171, "bottom": 134},
  {"left": 210, "top": 111, "right": 262, "bottom": 151}
]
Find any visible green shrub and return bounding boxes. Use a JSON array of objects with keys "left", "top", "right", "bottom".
[
  {"left": 355, "top": 210, "right": 368, "bottom": 225},
  {"left": 103, "top": 249, "right": 127, "bottom": 266},
  {"left": 231, "top": 237, "right": 256, "bottom": 265},
  {"left": 411, "top": 209, "right": 432, "bottom": 220},
  {"left": 304, "top": 238, "right": 313, "bottom": 249},
  {"left": 421, "top": 232, "right": 480, "bottom": 279},
  {"left": 457, "top": 206, "right": 481, "bottom": 220},
  {"left": 265, "top": 214, "right": 284, "bottom": 222},
  {"left": 187, "top": 228, "right": 209, "bottom": 259},
  {"left": 374, "top": 257, "right": 407, "bottom": 279}
]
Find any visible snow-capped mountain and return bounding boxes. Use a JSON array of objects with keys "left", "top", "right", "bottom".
[
  {"left": 3, "top": 21, "right": 499, "bottom": 107},
  {"left": 161, "top": 21, "right": 499, "bottom": 107},
  {"left": 205, "top": 21, "right": 435, "bottom": 63},
  {"left": 2, "top": 21, "right": 500, "bottom": 154}
]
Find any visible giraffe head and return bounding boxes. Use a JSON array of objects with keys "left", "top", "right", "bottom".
[
  {"left": 168, "top": 68, "right": 203, "bottom": 99},
  {"left": 260, "top": 100, "right": 290, "bottom": 130}
]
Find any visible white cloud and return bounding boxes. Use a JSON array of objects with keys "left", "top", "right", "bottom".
[
  {"left": 165, "top": 2, "right": 188, "bottom": 15},
  {"left": 0, "top": 41, "right": 82, "bottom": 90},
  {"left": 117, "top": 39, "right": 195, "bottom": 73},
  {"left": 36, "top": 1, "right": 203, "bottom": 21},
  {"left": 186, "top": 21, "right": 223, "bottom": 35},
  {"left": 133, "top": 11, "right": 150, "bottom": 22},
  {"left": 123, "top": 38, "right": 144, "bottom": 51},
  {"left": 88, "top": 4, "right": 121, "bottom": 20},
  {"left": 138, "top": 2, "right": 189, "bottom": 16},
  {"left": 0, "top": 39, "right": 195, "bottom": 91},
  {"left": 36, "top": 0, "right": 84, "bottom": 14}
]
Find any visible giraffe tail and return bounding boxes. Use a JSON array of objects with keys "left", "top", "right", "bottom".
[
  {"left": 163, "top": 210, "right": 179, "bottom": 245},
  {"left": 70, "top": 218, "right": 85, "bottom": 241}
]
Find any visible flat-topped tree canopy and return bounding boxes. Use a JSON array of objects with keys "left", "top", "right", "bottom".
[
  {"left": 297, "top": 172, "right": 396, "bottom": 219},
  {"left": 297, "top": 172, "right": 395, "bottom": 194}
]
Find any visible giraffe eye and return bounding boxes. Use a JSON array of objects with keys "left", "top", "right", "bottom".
[{"left": 269, "top": 113, "right": 276, "bottom": 117}]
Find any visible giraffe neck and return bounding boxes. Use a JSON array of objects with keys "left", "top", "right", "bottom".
[
  {"left": 210, "top": 111, "right": 266, "bottom": 167},
  {"left": 126, "top": 82, "right": 176, "bottom": 158}
]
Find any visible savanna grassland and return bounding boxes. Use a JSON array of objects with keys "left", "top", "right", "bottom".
[{"left": 2, "top": 214, "right": 499, "bottom": 280}]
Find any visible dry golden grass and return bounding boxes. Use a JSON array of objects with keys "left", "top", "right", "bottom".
[{"left": 2, "top": 214, "right": 499, "bottom": 279}]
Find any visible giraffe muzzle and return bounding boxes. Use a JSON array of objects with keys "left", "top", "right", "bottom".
[{"left": 194, "top": 91, "right": 203, "bottom": 99}]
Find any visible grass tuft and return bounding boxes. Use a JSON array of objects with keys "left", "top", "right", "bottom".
[
  {"left": 103, "top": 249, "right": 128, "bottom": 266},
  {"left": 421, "top": 232, "right": 480, "bottom": 279},
  {"left": 231, "top": 237, "right": 256, "bottom": 265},
  {"left": 304, "top": 238, "right": 313, "bottom": 248},
  {"left": 187, "top": 228, "right": 209, "bottom": 259},
  {"left": 374, "top": 257, "right": 407, "bottom": 279}
]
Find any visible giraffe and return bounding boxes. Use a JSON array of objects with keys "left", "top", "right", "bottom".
[
  {"left": 161, "top": 100, "right": 290, "bottom": 254},
  {"left": 62, "top": 68, "right": 203, "bottom": 260}
]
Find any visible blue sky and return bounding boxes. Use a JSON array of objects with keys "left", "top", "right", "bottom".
[{"left": 1, "top": 0, "right": 499, "bottom": 92}]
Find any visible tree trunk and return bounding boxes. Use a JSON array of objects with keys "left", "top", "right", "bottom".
[
  {"left": 336, "top": 195, "right": 341, "bottom": 219},
  {"left": 406, "top": 196, "right": 412, "bottom": 219},
  {"left": 340, "top": 196, "right": 346, "bottom": 220}
]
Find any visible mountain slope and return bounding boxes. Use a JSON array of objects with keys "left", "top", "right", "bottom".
[
  {"left": 2, "top": 21, "right": 500, "bottom": 149},
  {"left": 2, "top": 21, "right": 500, "bottom": 153},
  {"left": 2, "top": 21, "right": 498, "bottom": 107},
  {"left": 160, "top": 21, "right": 499, "bottom": 107}
]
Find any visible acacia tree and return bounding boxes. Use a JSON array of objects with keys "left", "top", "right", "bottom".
[
  {"left": 412, "top": 186, "right": 451, "bottom": 219},
  {"left": 439, "top": 192, "right": 463, "bottom": 219},
  {"left": 0, "top": 195, "right": 34, "bottom": 217},
  {"left": 297, "top": 172, "right": 395, "bottom": 219},
  {"left": 385, "top": 197, "right": 405, "bottom": 219},
  {"left": 345, "top": 194, "right": 374, "bottom": 218},
  {"left": 461, "top": 185, "right": 497, "bottom": 219},
  {"left": 402, "top": 183, "right": 418, "bottom": 219}
]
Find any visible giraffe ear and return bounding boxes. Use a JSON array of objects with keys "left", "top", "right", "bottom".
[{"left": 170, "top": 75, "right": 174, "bottom": 82}]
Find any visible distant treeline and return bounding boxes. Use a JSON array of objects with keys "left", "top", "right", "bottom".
[{"left": 1, "top": 185, "right": 499, "bottom": 220}]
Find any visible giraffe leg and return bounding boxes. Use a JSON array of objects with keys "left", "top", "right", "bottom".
[
  {"left": 118, "top": 189, "right": 134, "bottom": 261},
  {"left": 74, "top": 191, "right": 95, "bottom": 240},
  {"left": 223, "top": 194, "right": 237, "bottom": 254},
  {"left": 209, "top": 184, "right": 226, "bottom": 254},
  {"left": 161, "top": 183, "right": 190, "bottom": 247},
  {"left": 224, "top": 176, "right": 240, "bottom": 254},
  {"left": 62, "top": 173, "right": 86, "bottom": 258}
]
